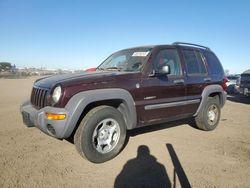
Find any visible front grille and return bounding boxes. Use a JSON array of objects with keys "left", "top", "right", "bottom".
[{"left": 31, "top": 87, "right": 48, "bottom": 109}]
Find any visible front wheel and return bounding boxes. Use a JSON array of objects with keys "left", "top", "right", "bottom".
[
  {"left": 195, "top": 97, "right": 221, "bottom": 131},
  {"left": 74, "top": 106, "right": 127, "bottom": 163}
]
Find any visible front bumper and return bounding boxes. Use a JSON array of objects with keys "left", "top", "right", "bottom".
[{"left": 20, "top": 101, "right": 69, "bottom": 138}]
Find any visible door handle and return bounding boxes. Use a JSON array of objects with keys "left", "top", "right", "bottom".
[
  {"left": 173, "top": 79, "right": 184, "bottom": 85},
  {"left": 204, "top": 77, "right": 212, "bottom": 82}
]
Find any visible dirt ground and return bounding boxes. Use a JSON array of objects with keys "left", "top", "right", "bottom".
[{"left": 0, "top": 77, "right": 250, "bottom": 188}]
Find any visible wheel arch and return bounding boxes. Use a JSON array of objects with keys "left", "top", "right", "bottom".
[
  {"left": 194, "top": 85, "right": 226, "bottom": 116},
  {"left": 62, "top": 89, "right": 137, "bottom": 138}
]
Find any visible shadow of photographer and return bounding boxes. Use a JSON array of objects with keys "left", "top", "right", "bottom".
[{"left": 114, "top": 145, "right": 171, "bottom": 188}]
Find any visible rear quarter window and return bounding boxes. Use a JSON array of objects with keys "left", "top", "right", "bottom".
[
  {"left": 182, "top": 49, "right": 207, "bottom": 75},
  {"left": 203, "top": 51, "right": 224, "bottom": 75}
]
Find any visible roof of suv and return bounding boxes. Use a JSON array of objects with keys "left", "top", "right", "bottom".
[{"left": 125, "top": 42, "right": 211, "bottom": 52}]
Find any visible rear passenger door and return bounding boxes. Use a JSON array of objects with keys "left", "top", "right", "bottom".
[{"left": 181, "top": 49, "right": 208, "bottom": 115}]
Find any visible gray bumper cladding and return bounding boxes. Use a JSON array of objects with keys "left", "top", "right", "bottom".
[{"left": 20, "top": 101, "right": 69, "bottom": 138}]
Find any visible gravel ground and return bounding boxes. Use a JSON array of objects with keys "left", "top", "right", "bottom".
[{"left": 0, "top": 77, "right": 250, "bottom": 188}]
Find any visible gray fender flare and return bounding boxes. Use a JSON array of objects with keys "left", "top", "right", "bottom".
[
  {"left": 194, "top": 85, "right": 227, "bottom": 116},
  {"left": 62, "top": 88, "right": 137, "bottom": 138}
]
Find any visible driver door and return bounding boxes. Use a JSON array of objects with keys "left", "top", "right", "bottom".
[{"left": 139, "top": 48, "right": 186, "bottom": 124}]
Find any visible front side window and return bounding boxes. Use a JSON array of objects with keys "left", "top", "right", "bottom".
[
  {"left": 154, "top": 49, "right": 182, "bottom": 76},
  {"left": 182, "top": 50, "right": 207, "bottom": 75},
  {"left": 98, "top": 48, "right": 152, "bottom": 72}
]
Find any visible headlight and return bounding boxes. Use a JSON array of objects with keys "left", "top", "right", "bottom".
[{"left": 52, "top": 86, "right": 62, "bottom": 103}]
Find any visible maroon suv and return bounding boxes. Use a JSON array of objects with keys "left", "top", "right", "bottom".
[{"left": 21, "top": 42, "right": 227, "bottom": 163}]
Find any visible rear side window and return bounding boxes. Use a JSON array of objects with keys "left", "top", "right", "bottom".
[
  {"left": 182, "top": 50, "right": 207, "bottom": 75},
  {"left": 203, "top": 51, "right": 223, "bottom": 75}
]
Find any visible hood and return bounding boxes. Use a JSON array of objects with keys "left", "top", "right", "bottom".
[{"left": 34, "top": 71, "right": 125, "bottom": 89}]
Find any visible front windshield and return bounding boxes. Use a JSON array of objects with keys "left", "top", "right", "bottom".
[{"left": 98, "top": 47, "right": 152, "bottom": 72}]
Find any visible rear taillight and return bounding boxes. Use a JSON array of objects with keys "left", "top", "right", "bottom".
[{"left": 222, "top": 77, "right": 229, "bottom": 91}]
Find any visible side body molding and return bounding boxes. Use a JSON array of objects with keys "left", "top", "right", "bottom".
[
  {"left": 194, "top": 84, "right": 227, "bottom": 116},
  {"left": 62, "top": 88, "right": 137, "bottom": 138}
]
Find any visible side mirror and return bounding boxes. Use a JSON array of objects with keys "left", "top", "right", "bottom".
[
  {"left": 161, "top": 65, "right": 170, "bottom": 74},
  {"left": 149, "top": 65, "right": 171, "bottom": 77}
]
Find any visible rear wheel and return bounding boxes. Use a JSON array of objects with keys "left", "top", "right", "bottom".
[
  {"left": 74, "top": 105, "right": 126, "bottom": 163},
  {"left": 195, "top": 97, "right": 221, "bottom": 131}
]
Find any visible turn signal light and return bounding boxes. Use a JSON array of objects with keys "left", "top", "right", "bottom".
[{"left": 46, "top": 113, "right": 66, "bottom": 120}]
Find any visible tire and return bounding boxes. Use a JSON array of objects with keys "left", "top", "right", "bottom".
[
  {"left": 195, "top": 96, "right": 221, "bottom": 131},
  {"left": 74, "top": 105, "right": 127, "bottom": 163}
]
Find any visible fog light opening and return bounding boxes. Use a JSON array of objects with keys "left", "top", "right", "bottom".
[{"left": 47, "top": 124, "right": 56, "bottom": 136}]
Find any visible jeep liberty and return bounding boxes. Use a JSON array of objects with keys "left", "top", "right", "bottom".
[{"left": 21, "top": 42, "right": 227, "bottom": 163}]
